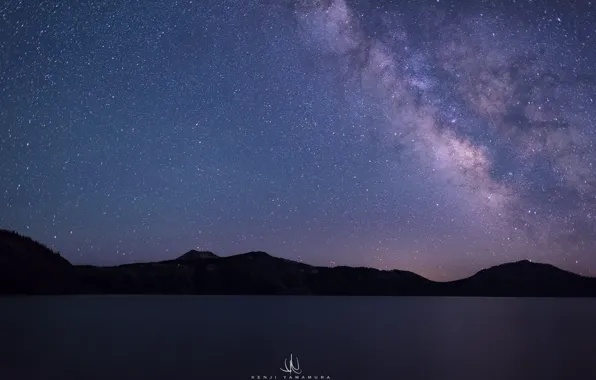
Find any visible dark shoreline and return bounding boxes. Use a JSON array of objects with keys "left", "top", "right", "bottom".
[{"left": 3, "top": 229, "right": 596, "bottom": 297}]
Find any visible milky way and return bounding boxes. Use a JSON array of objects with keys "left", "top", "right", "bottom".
[
  {"left": 1, "top": 0, "right": 595, "bottom": 280},
  {"left": 287, "top": 0, "right": 596, "bottom": 273}
]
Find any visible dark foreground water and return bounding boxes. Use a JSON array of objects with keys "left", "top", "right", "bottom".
[{"left": 1, "top": 296, "right": 596, "bottom": 380}]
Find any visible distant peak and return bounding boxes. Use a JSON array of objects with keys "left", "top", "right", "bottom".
[
  {"left": 495, "top": 259, "right": 537, "bottom": 267},
  {"left": 246, "top": 251, "right": 271, "bottom": 256},
  {"left": 235, "top": 251, "right": 273, "bottom": 260},
  {"left": 476, "top": 259, "right": 564, "bottom": 276},
  {"left": 176, "top": 250, "right": 218, "bottom": 261},
  {"left": 512, "top": 259, "right": 551, "bottom": 267}
]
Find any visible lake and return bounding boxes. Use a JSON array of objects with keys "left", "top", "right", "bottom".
[{"left": 1, "top": 296, "right": 595, "bottom": 380}]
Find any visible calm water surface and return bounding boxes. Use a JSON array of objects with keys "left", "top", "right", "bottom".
[{"left": 1, "top": 296, "right": 595, "bottom": 380}]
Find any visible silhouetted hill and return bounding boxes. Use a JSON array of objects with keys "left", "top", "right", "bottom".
[
  {"left": 0, "top": 230, "right": 77, "bottom": 294},
  {"left": 2, "top": 230, "right": 596, "bottom": 296},
  {"left": 174, "top": 250, "right": 218, "bottom": 262},
  {"left": 444, "top": 260, "right": 596, "bottom": 297}
]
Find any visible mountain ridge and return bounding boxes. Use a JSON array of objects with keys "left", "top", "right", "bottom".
[{"left": 1, "top": 229, "right": 595, "bottom": 297}]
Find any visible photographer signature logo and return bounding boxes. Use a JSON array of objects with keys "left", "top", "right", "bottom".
[
  {"left": 249, "top": 354, "right": 332, "bottom": 379},
  {"left": 280, "top": 354, "right": 302, "bottom": 374}
]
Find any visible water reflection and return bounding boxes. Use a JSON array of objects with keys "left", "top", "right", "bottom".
[{"left": 1, "top": 296, "right": 595, "bottom": 380}]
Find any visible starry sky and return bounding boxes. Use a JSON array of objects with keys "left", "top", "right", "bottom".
[{"left": 1, "top": 0, "right": 595, "bottom": 281}]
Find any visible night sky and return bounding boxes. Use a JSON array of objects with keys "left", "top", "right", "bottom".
[{"left": 1, "top": 0, "right": 595, "bottom": 280}]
